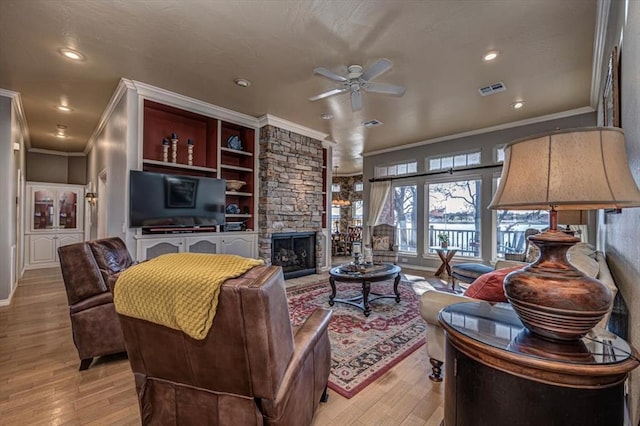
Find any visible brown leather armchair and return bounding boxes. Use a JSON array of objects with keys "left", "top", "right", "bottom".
[
  {"left": 58, "top": 237, "right": 133, "bottom": 370},
  {"left": 118, "top": 265, "right": 332, "bottom": 426}
]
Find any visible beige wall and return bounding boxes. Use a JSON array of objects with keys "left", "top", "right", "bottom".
[
  {"left": 600, "top": 1, "right": 640, "bottom": 423},
  {"left": 67, "top": 156, "right": 87, "bottom": 184},
  {"left": 25, "top": 152, "right": 86, "bottom": 185}
]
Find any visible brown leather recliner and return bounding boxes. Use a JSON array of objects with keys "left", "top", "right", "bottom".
[
  {"left": 118, "top": 265, "right": 332, "bottom": 426},
  {"left": 58, "top": 237, "right": 133, "bottom": 370}
]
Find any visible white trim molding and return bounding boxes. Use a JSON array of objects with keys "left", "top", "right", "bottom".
[
  {"left": 28, "top": 148, "right": 86, "bottom": 157},
  {"left": 0, "top": 88, "right": 31, "bottom": 150},
  {"left": 85, "top": 79, "right": 135, "bottom": 154},
  {"left": 258, "top": 114, "right": 330, "bottom": 142},
  {"left": 132, "top": 80, "right": 260, "bottom": 128},
  {"left": 590, "top": 0, "right": 611, "bottom": 107},
  {"left": 363, "top": 106, "right": 595, "bottom": 157}
]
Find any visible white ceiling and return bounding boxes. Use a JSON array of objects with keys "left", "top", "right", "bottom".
[{"left": 0, "top": 0, "right": 598, "bottom": 175}]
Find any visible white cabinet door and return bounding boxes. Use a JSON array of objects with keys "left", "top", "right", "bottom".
[
  {"left": 27, "top": 183, "right": 84, "bottom": 233},
  {"left": 28, "top": 234, "right": 57, "bottom": 265},
  {"left": 26, "top": 232, "right": 84, "bottom": 268},
  {"left": 137, "top": 237, "right": 185, "bottom": 261},
  {"left": 184, "top": 236, "right": 220, "bottom": 254},
  {"left": 220, "top": 234, "right": 257, "bottom": 258}
]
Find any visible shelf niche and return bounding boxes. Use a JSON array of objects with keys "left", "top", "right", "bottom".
[{"left": 143, "top": 100, "right": 218, "bottom": 176}]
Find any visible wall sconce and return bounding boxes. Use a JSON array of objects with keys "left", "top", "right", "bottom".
[{"left": 85, "top": 192, "right": 97, "bottom": 206}]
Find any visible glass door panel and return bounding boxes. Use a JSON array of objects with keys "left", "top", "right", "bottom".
[
  {"left": 58, "top": 191, "right": 78, "bottom": 229},
  {"left": 33, "top": 190, "right": 55, "bottom": 230}
]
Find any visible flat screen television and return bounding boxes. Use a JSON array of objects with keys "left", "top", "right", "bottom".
[{"left": 129, "top": 170, "right": 226, "bottom": 232}]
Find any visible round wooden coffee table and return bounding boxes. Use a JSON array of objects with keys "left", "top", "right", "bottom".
[{"left": 328, "top": 263, "right": 402, "bottom": 316}]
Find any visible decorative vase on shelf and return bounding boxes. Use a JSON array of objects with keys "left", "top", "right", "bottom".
[
  {"left": 170, "top": 133, "right": 178, "bottom": 164},
  {"left": 162, "top": 138, "right": 170, "bottom": 162},
  {"left": 187, "top": 138, "right": 194, "bottom": 166}
]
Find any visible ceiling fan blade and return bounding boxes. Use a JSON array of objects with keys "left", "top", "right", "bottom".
[
  {"left": 313, "top": 67, "right": 348, "bottom": 82},
  {"left": 363, "top": 82, "right": 406, "bottom": 97},
  {"left": 351, "top": 90, "right": 363, "bottom": 111},
  {"left": 309, "top": 87, "right": 350, "bottom": 101},
  {"left": 361, "top": 58, "right": 393, "bottom": 81}
]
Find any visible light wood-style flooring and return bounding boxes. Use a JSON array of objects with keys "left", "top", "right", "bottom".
[{"left": 0, "top": 267, "right": 445, "bottom": 425}]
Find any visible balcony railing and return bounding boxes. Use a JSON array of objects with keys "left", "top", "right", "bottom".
[{"left": 392, "top": 226, "right": 534, "bottom": 258}]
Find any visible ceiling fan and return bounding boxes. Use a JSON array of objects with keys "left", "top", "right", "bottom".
[{"left": 309, "top": 58, "right": 406, "bottom": 112}]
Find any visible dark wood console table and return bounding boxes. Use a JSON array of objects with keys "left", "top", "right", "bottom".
[{"left": 438, "top": 302, "right": 639, "bottom": 426}]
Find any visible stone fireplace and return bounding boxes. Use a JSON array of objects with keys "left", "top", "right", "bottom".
[
  {"left": 258, "top": 125, "right": 325, "bottom": 277},
  {"left": 271, "top": 232, "right": 316, "bottom": 279}
]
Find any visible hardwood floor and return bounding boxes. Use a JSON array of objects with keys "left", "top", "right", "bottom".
[{"left": 0, "top": 267, "right": 444, "bottom": 425}]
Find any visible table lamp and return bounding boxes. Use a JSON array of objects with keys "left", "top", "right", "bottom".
[{"left": 488, "top": 127, "right": 640, "bottom": 341}]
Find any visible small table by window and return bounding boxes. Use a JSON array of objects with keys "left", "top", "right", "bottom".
[{"left": 429, "top": 246, "right": 459, "bottom": 279}]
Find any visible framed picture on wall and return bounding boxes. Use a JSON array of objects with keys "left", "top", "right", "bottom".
[{"left": 602, "top": 45, "right": 620, "bottom": 127}]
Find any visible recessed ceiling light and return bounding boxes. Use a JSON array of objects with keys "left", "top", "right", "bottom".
[
  {"left": 56, "top": 124, "right": 67, "bottom": 130},
  {"left": 511, "top": 101, "right": 525, "bottom": 109},
  {"left": 234, "top": 78, "right": 251, "bottom": 88},
  {"left": 56, "top": 105, "right": 73, "bottom": 112},
  {"left": 321, "top": 112, "right": 333, "bottom": 120},
  {"left": 59, "top": 48, "right": 86, "bottom": 61},
  {"left": 483, "top": 51, "right": 499, "bottom": 62}
]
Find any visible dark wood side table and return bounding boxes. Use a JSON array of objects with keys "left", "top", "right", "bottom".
[
  {"left": 430, "top": 246, "right": 459, "bottom": 280},
  {"left": 328, "top": 263, "right": 401, "bottom": 316},
  {"left": 439, "top": 302, "right": 639, "bottom": 426}
]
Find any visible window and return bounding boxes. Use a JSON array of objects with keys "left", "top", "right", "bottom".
[
  {"left": 427, "top": 179, "right": 481, "bottom": 257},
  {"left": 493, "top": 176, "right": 547, "bottom": 259},
  {"left": 428, "top": 151, "right": 481, "bottom": 172},
  {"left": 379, "top": 184, "right": 417, "bottom": 253},
  {"left": 331, "top": 205, "right": 341, "bottom": 233},
  {"left": 352, "top": 200, "right": 363, "bottom": 224},
  {"left": 496, "top": 146, "right": 505, "bottom": 163},
  {"left": 354, "top": 182, "right": 363, "bottom": 192},
  {"left": 331, "top": 183, "right": 340, "bottom": 192},
  {"left": 374, "top": 161, "right": 417, "bottom": 178}
]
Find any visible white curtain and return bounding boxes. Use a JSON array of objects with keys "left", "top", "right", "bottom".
[{"left": 366, "top": 181, "right": 391, "bottom": 243}]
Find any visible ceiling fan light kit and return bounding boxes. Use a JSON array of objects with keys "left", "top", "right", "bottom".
[{"left": 309, "top": 58, "right": 406, "bottom": 112}]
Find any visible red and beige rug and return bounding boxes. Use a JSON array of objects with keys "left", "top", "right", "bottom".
[{"left": 287, "top": 278, "right": 426, "bottom": 398}]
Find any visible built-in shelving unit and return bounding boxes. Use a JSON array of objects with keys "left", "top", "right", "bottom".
[
  {"left": 142, "top": 159, "right": 217, "bottom": 174},
  {"left": 140, "top": 99, "right": 257, "bottom": 233},
  {"left": 219, "top": 120, "right": 256, "bottom": 231},
  {"left": 322, "top": 148, "right": 328, "bottom": 227}
]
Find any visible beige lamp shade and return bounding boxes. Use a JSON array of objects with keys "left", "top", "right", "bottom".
[{"left": 489, "top": 127, "right": 640, "bottom": 211}]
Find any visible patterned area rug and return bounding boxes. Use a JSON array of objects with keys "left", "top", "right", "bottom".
[{"left": 287, "top": 278, "right": 426, "bottom": 398}]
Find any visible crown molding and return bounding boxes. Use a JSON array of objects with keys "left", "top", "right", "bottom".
[
  {"left": 28, "top": 148, "right": 86, "bottom": 157},
  {"left": 257, "top": 114, "right": 330, "bottom": 142},
  {"left": 363, "top": 106, "right": 595, "bottom": 157},
  {"left": 590, "top": 0, "right": 611, "bottom": 108},
  {"left": 84, "top": 78, "right": 134, "bottom": 154},
  {"left": 132, "top": 80, "right": 260, "bottom": 128},
  {"left": 0, "top": 88, "right": 31, "bottom": 150}
]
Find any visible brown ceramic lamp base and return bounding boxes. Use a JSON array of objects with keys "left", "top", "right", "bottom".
[{"left": 504, "top": 230, "right": 612, "bottom": 342}]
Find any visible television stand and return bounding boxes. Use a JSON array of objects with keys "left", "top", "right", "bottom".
[{"left": 141, "top": 226, "right": 218, "bottom": 235}]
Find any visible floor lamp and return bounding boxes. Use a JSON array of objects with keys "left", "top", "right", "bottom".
[{"left": 489, "top": 127, "right": 640, "bottom": 341}]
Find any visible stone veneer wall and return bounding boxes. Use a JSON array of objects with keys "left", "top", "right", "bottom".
[{"left": 258, "top": 125, "right": 325, "bottom": 269}]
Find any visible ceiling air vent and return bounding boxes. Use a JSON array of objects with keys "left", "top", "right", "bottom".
[
  {"left": 478, "top": 82, "right": 507, "bottom": 96},
  {"left": 362, "top": 119, "right": 383, "bottom": 128}
]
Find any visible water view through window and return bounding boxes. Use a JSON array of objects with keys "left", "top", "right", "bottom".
[{"left": 428, "top": 179, "right": 481, "bottom": 257}]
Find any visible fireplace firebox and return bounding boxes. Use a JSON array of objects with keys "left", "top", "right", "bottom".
[{"left": 271, "top": 232, "right": 316, "bottom": 279}]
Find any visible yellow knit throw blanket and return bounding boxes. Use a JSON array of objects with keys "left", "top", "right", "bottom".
[{"left": 113, "top": 253, "right": 263, "bottom": 340}]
